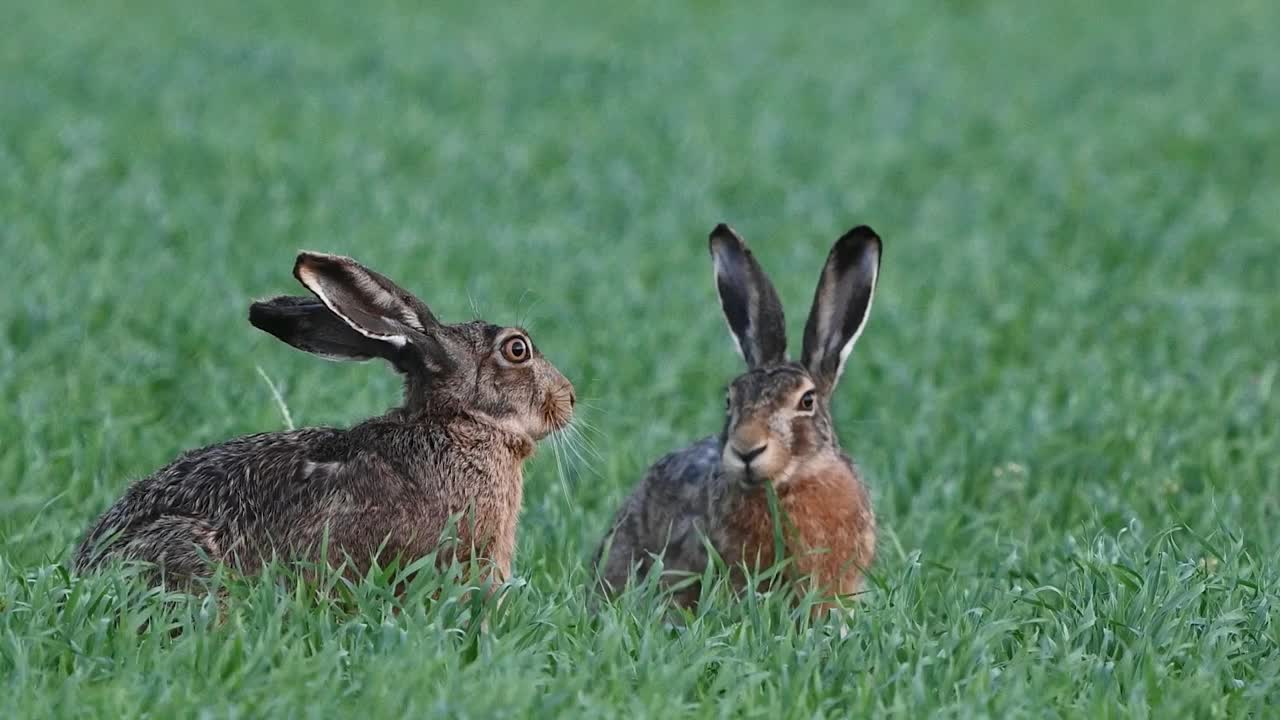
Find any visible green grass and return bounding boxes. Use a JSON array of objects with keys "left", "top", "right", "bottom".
[{"left": 3, "top": 0, "right": 1279, "bottom": 716}]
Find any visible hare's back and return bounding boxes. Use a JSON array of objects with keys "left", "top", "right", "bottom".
[
  {"left": 642, "top": 436, "right": 721, "bottom": 501},
  {"left": 94, "top": 428, "right": 348, "bottom": 531},
  {"left": 623, "top": 436, "right": 721, "bottom": 552},
  {"left": 594, "top": 436, "right": 720, "bottom": 591}
]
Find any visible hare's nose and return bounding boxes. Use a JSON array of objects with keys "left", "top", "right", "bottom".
[{"left": 733, "top": 444, "right": 768, "bottom": 465}]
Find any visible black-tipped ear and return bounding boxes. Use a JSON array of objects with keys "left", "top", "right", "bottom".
[
  {"left": 708, "top": 224, "right": 788, "bottom": 368},
  {"left": 249, "top": 295, "right": 390, "bottom": 362},
  {"left": 800, "top": 225, "right": 881, "bottom": 392}
]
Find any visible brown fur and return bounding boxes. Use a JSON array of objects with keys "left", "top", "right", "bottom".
[
  {"left": 595, "top": 224, "right": 882, "bottom": 612},
  {"left": 75, "top": 252, "right": 574, "bottom": 587},
  {"left": 597, "top": 432, "right": 877, "bottom": 609}
]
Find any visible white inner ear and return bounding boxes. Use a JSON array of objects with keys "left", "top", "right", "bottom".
[
  {"left": 712, "top": 254, "right": 750, "bottom": 364},
  {"left": 298, "top": 266, "right": 409, "bottom": 348},
  {"left": 311, "top": 351, "right": 363, "bottom": 362},
  {"left": 830, "top": 259, "right": 879, "bottom": 386},
  {"left": 350, "top": 272, "right": 426, "bottom": 331}
]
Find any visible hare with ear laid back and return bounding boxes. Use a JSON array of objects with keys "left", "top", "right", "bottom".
[
  {"left": 595, "top": 223, "right": 881, "bottom": 611},
  {"left": 75, "top": 252, "right": 575, "bottom": 586}
]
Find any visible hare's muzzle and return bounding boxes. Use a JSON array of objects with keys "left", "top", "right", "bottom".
[
  {"left": 541, "top": 379, "right": 575, "bottom": 434},
  {"left": 721, "top": 418, "right": 791, "bottom": 486}
]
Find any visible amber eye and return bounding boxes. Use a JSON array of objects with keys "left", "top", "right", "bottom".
[
  {"left": 501, "top": 336, "right": 531, "bottom": 363},
  {"left": 798, "top": 390, "right": 816, "bottom": 411}
]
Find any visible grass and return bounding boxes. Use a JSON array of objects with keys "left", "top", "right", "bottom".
[{"left": 2, "top": 0, "right": 1279, "bottom": 716}]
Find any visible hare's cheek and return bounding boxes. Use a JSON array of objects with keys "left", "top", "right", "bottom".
[{"left": 789, "top": 417, "right": 819, "bottom": 457}]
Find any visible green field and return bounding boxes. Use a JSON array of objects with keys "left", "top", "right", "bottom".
[{"left": 3, "top": 0, "right": 1279, "bottom": 716}]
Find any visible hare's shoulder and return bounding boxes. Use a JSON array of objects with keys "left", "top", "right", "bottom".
[
  {"left": 618, "top": 436, "right": 721, "bottom": 548},
  {"left": 609, "top": 436, "right": 720, "bottom": 528}
]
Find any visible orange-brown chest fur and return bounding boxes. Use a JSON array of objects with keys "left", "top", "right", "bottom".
[{"left": 721, "top": 462, "right": 875, "bottom": 598}]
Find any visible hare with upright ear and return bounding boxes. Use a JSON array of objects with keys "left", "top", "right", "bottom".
[
  {"left": 595, "top": 224, "right": 881, "bottom": 610},
  {"left": 75, "top": 252, "right": 575, "bottom": 586}
]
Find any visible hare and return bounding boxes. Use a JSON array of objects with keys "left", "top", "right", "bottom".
[
  {"left": 75, "top": 251, "right": 575, "bottom": 587},
  {"left": 595, "top": 223, "right": 881, "bottom": 610}
]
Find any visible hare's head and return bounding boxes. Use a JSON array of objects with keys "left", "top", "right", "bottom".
[
  {"left": 249, "top": 252, "right": 575, "bottom": 442},
  {"left": 709, "top": 224, "right": 880, "bottom": 487}
]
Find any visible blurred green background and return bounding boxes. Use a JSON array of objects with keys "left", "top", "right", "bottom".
[{"left": 2, "top": 0, "right": 1278, "bottom": 716}]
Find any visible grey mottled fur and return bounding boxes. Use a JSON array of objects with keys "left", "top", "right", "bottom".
[
  {"left": 595, "top": 224, "right": 882, "bottom": 608},
  {"left": 75, "top": 251, "right": 574, "bottom": 586}
]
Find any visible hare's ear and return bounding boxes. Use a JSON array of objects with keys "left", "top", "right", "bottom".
[
  {"left": 709, "top": 224, "right": 787, "bottom": 368},
  {"left": 800, "top": 226, "right": 881, "bottom": 393},
  {"left": 291, "top": 252, "right": 455, "bottom": 374},
  {"left": 249, "top": 295, "right": 390, "bottom": 362}
]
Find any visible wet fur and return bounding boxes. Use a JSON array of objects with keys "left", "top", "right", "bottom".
[
  {"left": 78, "top": 415, "right": 528, "bottom": 583},
  {"left": 75, "top": 254, "right": 573, "bottom": 587},
  {"left": 595, "top": 431, "right": 875, "bottom": 608},
  {"left": 595, "top": 224, "right": 881, "bottom": 610}
]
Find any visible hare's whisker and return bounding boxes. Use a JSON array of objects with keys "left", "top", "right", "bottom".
[
  {"left": 514, "top": 289, "right": 541, "bottom": 330},
  {"left": 549, "top": 431, "right": 575, "bottom": 508},
  {"left": 559, "top": 426, "right": 597, "bottom": 475},
  {"left": 565, "top": 422, "right": 603, "bottom": 464}
]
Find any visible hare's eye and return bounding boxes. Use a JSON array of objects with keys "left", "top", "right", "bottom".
[
  {"left": 501, "top": 336, "right": 530, "bottom": 363},
  {"left": 798, "top": 390, "right": 816, "bottom": 412}
]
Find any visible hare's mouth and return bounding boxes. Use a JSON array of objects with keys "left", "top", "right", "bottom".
[{"left": 721, "top": 442, "right": 790, "bottom": 487}]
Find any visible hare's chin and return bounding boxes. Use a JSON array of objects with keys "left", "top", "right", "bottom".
[
  {"left": 721, "top": 455, "right": 795, "bottom": 489},
  {"left": 528, "top": 412, "right": 571, "bottom": 442},
  {"left": 720, "top": 458, "right": 756, "bottom": 487},
  {"left": 540, "top": 399, "right": 574, "bottom": 436},
  {"left": 723, "top": 468, "right": 756, "bottom": 488},
  {"left": 537, "top": 415, "right": 571, "bottom": 440}
]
